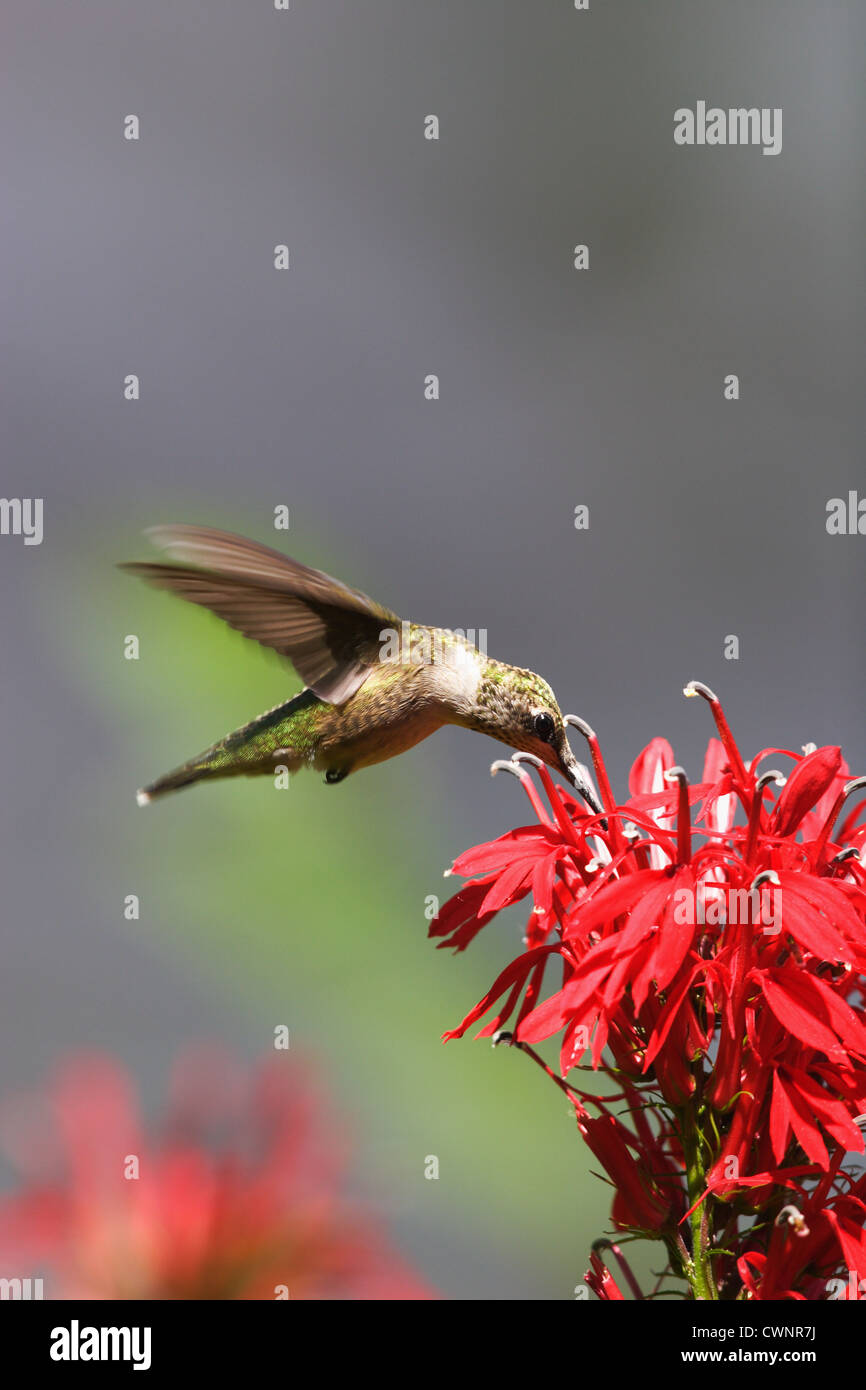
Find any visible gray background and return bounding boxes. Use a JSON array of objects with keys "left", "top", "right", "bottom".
[{"left": 1, "top": 0, "right": 864, "bottom": 1298}]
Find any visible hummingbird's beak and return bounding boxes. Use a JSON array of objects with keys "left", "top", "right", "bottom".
[{"left": 559, "top": 747, "right": 604, "bottom": 818}]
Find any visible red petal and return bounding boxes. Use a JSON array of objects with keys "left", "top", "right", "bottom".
[
  {"left": 776, "top": 1073, "right": 829, "bottom": 1167},
  {"left": 629, "top": 738, "right": 675, "bottom": 797},
  {"left": 643, "top": 961, "right": 703, "bottom": 1068},
  {"left": 776, "top": 873, "right": 866, "bottom": 960},
  {"left": 770, "top": 880, "right": 854, "bottom": 965},
  {"left": 756, "top": 969, "right": 866, "bottom": 1058},
  {"left": 563, "top": 869, "right": 667, "bottom": 943},
  {"left": 518, "top": 941, "right": 620, "bottom": 1041},
  {"left": 530, "top": 852, "right": 559, "bottom": 917},
  {"left": 450, "top": 825, "right": 562, "bottom": 878},
  {"left": 771, "top": 746, "right": 842, "bottom": 837},
  {"left": 442, "top": 945, "right": 560, "bottom": 1042},
  {"left": 790, "top": 1072, "right": 864, "bottom": 1153},
  {"left": 633, "top": 874, "right": 697, "bottom": 1007},
  {"left": 478, "top": 859, "right": 534, "bottom": 918},
  {"left": 429, "top": 879, "right": 495, "bottom": 951},
  {"left": 770, "top": 1071, "right": 794, "bottom": 1164}
]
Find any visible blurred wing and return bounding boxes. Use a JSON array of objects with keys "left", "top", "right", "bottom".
[{"left": 121, "top": 525, "right": 401, "bottom": 704}]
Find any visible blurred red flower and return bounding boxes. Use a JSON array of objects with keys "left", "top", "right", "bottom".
[{"left": 0, "top": 1048, "right": 432, "bottom": 1300}]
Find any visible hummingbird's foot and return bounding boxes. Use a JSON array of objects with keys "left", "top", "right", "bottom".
[{"left": 324, "top": 766, "right": 351, "bottom": 785}]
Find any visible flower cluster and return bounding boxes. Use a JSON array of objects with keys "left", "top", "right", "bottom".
[
  {"left": 0, "top": 1048, "right": 432, "bottom": 1300},
  {"left": 431, "top": 683, "right": 866, "bottom": 1300}
]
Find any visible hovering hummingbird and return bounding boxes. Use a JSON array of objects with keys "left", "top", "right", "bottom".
[{"left": 121, "top": 526, "right": 601, "bottom": 813}]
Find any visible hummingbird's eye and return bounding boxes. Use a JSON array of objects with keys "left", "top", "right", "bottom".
[{"left": 533, "top": 711, "right": 556, "bottom": 743}]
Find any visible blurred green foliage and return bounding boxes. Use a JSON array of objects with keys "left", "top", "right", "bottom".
[{"left": 43, "top": 528, "right": 650, "bottom": 1299}]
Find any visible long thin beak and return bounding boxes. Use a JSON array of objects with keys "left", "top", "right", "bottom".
[{"left": 560, "top": 748, "right": 603, "bottom": 817}]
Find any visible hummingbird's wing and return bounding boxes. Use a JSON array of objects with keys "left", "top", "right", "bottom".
[{"left": 120, "top": 525, "right": 402, "bottom": 704}]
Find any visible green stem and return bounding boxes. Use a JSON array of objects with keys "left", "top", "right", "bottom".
[{"left": 681, "top": 1112, "right": 717, "bottom": 1300}]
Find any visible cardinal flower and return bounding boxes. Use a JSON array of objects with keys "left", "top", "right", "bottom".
[
  {"left": 431, "top": 683, "right": 866, "bottom": 1299},
  {"left": 0, "top": 1048, "right": 433, "bottom": 1300}
]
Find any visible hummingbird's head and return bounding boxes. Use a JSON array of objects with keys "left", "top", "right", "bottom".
[{"left": 474, "top": 665, "right": 602, "bottom": 816}]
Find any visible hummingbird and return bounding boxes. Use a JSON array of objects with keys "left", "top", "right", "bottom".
[{"left": 121, "top": 525, "right": 601, "bottom": 813}]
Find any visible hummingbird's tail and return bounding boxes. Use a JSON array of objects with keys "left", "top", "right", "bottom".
[
  {"left": 135, "top": 690, "right": 321, "bottom": 804},
  {"left": 136, "top": 766, "right": 210, "bottom": 805}
]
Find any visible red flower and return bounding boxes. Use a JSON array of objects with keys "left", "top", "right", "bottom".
[
  {"left": 0, "top": 1048, "right": 433, "bottom": 1300},
  {"left": 431, "top": 683, "right": 866, "bottom": 1299},
  {"left": 736, "top": 1162, "right": 866, "bottom": 1300}
]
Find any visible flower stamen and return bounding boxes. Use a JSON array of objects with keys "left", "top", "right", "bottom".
[
  {"left": 813, "top": 774, "right": 866, "bottom": 865},
  {"left": 490, "top": 757, "right": 555, "bottom": 829},
  {"left": 664, "top": 766, "right": 692, "bottom": 863},
  {"left": 683, "top": 680, "right": 750, "bottom": 795}
]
